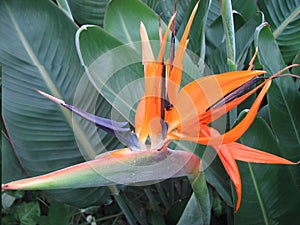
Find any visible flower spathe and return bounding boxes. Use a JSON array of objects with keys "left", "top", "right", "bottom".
[{"left": 2, "top": 1, "right": 298, "bottom": 213}]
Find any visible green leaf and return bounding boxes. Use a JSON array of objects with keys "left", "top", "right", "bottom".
[
  {"left": 232, "top": 0, "right": 258, "bottom": 21},
  {"left": 68, "top": 0, "right": 110, "bottom": 26},
  {"left": 39, "top": 199, "right": 72, "bottom": 225},
  {"left": 0, "top": 0, "right": 112, "bottom": 207},
  {"left": 143, "top": 0, "right": 193, "bottom": 34},
  {"left": 2, "top": 193, "right": 17, "bottom": 211},
  {"left": 254, "top": 24, "right": 300, "bottom": 188},
  {"left": 2, "top": 133, "right": 27, "bottom": 184},
  {"left": 14, "top": 202, "right": 41, "bottom": 225},
  {"left": 148, "top": 211, "right": 167, "bottom": 225},
  {"left": 104, "top": 0, "right": 160, "bottom": 43},
  {"left": 235, "top": 116, "right": 300, "bottom": 225},
  {"left": 291, "top": 52, "right": 300, "bottom": 75},
  {"left": 206, "top": 0, "right": 221, "bottom": 29},
  {"left": 258, "top": 0, "right": 300, "bottom": 64},
  {"left": 56, "top": 0, "right": 73, "bottom": 21},
  {"left": 177, "top": 193, "right": 202, "bottom": 225}
]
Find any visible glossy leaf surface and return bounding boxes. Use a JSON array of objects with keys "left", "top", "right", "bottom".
[
  {"left": 255, "top": 24, "right": 300, "bottom": 188},
  {"left": 235, "top": 115, "right": 300, "bottom": 225},
  {"left": 258, "top": 0, "right": 300, "bottom": 64},
  {"left": 0, "top": 0, "right": 112, "bottom": 207}
]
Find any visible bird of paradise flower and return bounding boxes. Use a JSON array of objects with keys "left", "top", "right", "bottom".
[{"left": 2, "top": 2, "right": 298, "bottom": 212}]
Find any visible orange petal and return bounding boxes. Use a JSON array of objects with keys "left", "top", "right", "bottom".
[
  {"left": 135, "top": 96, "right": 146, "bottom": 140},
  {"left": 211, "top": 80, "right": 272, "bottom": 144},
  {"left": 135, "top": 23, "right": 162, "bottom": 141},
  {"left": 135, "top": 77, "right": 162, "bottom": 142},
  {"left": 140, "top": 22, "right": 155, "bottom": 63},
  {"left": 200, "top": 77, "right": 268, "bottom": 124},
  {"left": 227, "top": 142, "right": 298, "bottom": 164},
  {"left": 168, "top": 2, "right": 199, "bottom": 102},
  {"left": 168, "top": 40, "right": 189, "bottom": 103},
  {"left": 215, "top": 144, "right": 242, "bottom": 211},
  {"left": 179, "top": 2, "right": 199, "bottom": 48},
  {"left": 136, "top": 23, "right": 168, "bottom": 142},
  {"left": 167, "top": 70, "right": 266, "bottom": 132},
  {"left": 157, "top": 13, "right": 177, "bottom": 63},
  {"left": 169, "top": 80, "right": 271, "bottom": 145},
  {"left": 201, "top": 126, "right": 242, "bottom": 211}
]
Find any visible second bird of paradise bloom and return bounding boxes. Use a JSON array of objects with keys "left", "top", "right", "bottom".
[{"left": 2, "top": 2, "right": 299, "bottom": 211}]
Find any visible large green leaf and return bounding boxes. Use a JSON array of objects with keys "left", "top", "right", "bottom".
[
  {"left": 2, "top": 133, "right": 27, "bottom": 184},
  {"left": 235, "top": 115, "right": 300, "bottom": 225},
  {"left": 177, "top": 193, "right": 202, "bottom": 225},
  {"left": 254, "top": 24, "right": 300, "bottom": 188},
  {"left": 104, "top": 0, "right": 160, "bottom": 43},
  {"left": 142, "top": 0, "right": 193, "bottom": 34},
  {"left": 67, "top": 0, "right": 110, "bottom": 26},
  {"left": 0, "top": 0, "right": 114, "bottom": 207},
  {"left": 258, "top": 0, "right": 300, "bottom": 64}
]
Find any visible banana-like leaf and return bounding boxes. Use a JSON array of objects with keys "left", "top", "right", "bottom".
[
  {"left": 56, "top": 0, "right": 73, "bottom": 21},
  {"left": 2, "top": 133, "right": 27, "bottom": 184},
  {"left": 255, "top": 24, "right": 300, "bottom": 188},
  {"left": 145, "top": 0, "right": 195, "bottom": 35},
  {"left": 258, "top": 0, "right": 300, "bottom": 64},
  {"left": 0, "top": 0, "right": 117, "bottom": 207},
  {"left": 177, "top": 193, "right": 202, "bottom": 225},
  {"left": 67, "top": 0, "right": 110, "bottom": 26},
  {"left": 235, "top": 115, "right": 300, "bottom": 225},
  {"left": 104, "top": 0, "right": 160, "bottom": 43},
  {"left": 2, "top": 148, "right": 200, "bottom": 190}
]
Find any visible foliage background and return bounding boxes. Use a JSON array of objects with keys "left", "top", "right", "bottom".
[{"left": 1, "top": 0, "right": 299, "bottom": 224}]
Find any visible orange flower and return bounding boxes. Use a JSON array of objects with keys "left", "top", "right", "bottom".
[
  {"left": 2, "top": 1, "right": 298, "bottom": 213},
  {"left": 134, "top": 2, "right": 297, "bottom": 211}
]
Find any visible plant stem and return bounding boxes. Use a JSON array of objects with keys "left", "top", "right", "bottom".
[
  {"left": 220, "top": 0, "right": 237, "bottom": 127},
  {"left": 109, "top": 186, "right": 137, "bottom": 225}
]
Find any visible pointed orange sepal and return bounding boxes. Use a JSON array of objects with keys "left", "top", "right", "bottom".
[
  {"left": 200, "top": 126, "right": 242, "bottom": 211},
  {"left": 227, "top": 142, "right": 298, "bottom": 164},
  {"left": 168, "top": 79, "right": 270, "bottom": 145},
  {"left": 157, "top": 13, "right": 177, "bottom": 63},
  {"left": 215, "top": 144, "right": 242, "bottom": 211},
  {"left": 135, "top": 23, "right": 163, "bottom": 141},
  {"left": 167, "top": 70, "right": 266, "bottom": 133},
  {"left": 168, "top": 1, "right": 199, "bottom": 102}
]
